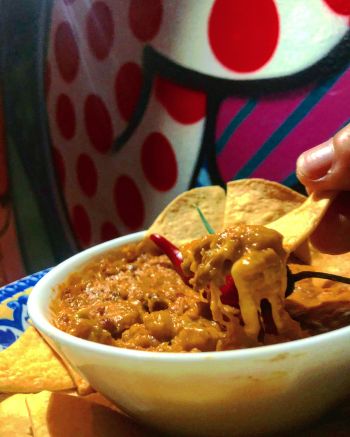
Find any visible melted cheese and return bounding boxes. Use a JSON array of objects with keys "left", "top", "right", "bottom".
[{"left": 182, "top": 225, "right": 301, "bottom": 340}]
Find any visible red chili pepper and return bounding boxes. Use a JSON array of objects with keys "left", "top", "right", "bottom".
[
  {"left": 220, "top": 275, "right": 239, "bottom": 308},
  {"left": 150, "top": 233, "right": 239, "bottom": 308},
  {"left": 149, "top": 234, "right": 190, "bottom": 284}
]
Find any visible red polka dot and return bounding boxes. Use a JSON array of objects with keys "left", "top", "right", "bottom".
[
  {"left": 44, "top": 62, "right": 51, "bottom": 97},
  {"left": 76, "top": 153, "right": 98, "bottom": 197},
  {"left": 84, "top": 94, "right": 113, "bottom": 153},
  {"left": 54, "top": 21, "right": 79, "bottom": 82},
  {"left": 114, "top": 63, "right": 143, "bottom": 122},
  {"left": 71, "top": 204, "right": 92, "bottom": 246},
  {"left": 114, "top": 175, "right": 144, "bottom": 230},
  {"left": 100, "top": 221, "right": 120, "bottom": 242},
  {"left": 52, "top": 147, "right": 66, "bottom": 188},
  {"left": 56, "top": 94, "right": 76, "bottom": 139},
  {"left": 86, "top": 2, "right": 114, "bottom": 60},
  {"left": 141, "top": 132, "right": 177, "bottom": 191},
  {"left": 129, "top": 0, "right": 162, "bottom": 42},
  {"left": 209, "top": 0, "right": 279, "bottom": 73},
  {"left": 323, "top": 0, "right": 350, "bottom": 15},
  {"left": 155, "top": 77, "right": 206, "bottom": 124}
]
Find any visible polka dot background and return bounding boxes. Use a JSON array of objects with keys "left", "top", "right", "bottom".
[
  {"left": 84, "top": 94, "right": 113, "bottom": 154},
  {"left": 86, "top": 1, "right": 114, "bottom": 60},
  {"left": 46, "top": 0, "right": 349, "bottom": 249},
  {"left": 76, "top": 153, "right": 98, "bottom": 197},
  {"left": 324, "top": 0, "right": 350, "bottom": 15},
  {"left": 129, "top": 0, "right": 163, "bottom": 42},
  {"left": 141, "top": 131, "right": 178, "bottom": 191},
  {"left": 55, "top": 94, "right": 76, "bottom": 139},
  {"left": 52, "top": 147, "right": 66, "bottom": 189},
  {"left": 115, "top": 62, "right": 143, "bottom": 122},
  {"left": 151, "top": 0, "right": 348, "bottom": 79},
  {"left": 154, "top": 77, "right": 206, "bottom": 125},
  {"left": 54, "top": 21, "right": 80, "bottom": 83},
  {"left": 100, "top": 221, "right": 120, "bottom": 241},
  {"left": 208, "top": 0, "right": 279, "bottom": 73},
  {"left": 47, "top": 0, "right": 206, "bottom": 248}
]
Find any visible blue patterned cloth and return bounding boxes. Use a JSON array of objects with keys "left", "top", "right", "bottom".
[{"left": 0, "top": 269, "right": 50, "bottom": 350}]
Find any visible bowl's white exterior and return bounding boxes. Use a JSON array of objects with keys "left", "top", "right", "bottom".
[{"left": 28, "top": 232, "right": 350, "bottom": 436}]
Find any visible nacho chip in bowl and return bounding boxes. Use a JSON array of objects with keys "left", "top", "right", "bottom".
[{"left": 147, "top": 186, "right": 225, "bottom": 245}]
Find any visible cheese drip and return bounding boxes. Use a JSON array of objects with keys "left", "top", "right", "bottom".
[{"left": 181, "top": 225, "right": 301, "bottom": 341}]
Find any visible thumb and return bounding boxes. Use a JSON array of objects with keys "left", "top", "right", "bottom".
[{"left": 297, "top": 124, "right": 350, "bottom": 192}]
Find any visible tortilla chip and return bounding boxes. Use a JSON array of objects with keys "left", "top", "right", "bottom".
[
  {"left": 147, "top": 186, "right": 225, "bottom": 245},
  {"left": 0, "top": 393, "right": 32, "bottom": 436},
  {"left": 64, "top": 365, "right": 93, "bottom": 396},
  {"left": 267, "top": 191, "right": 336, "bottom": 253},
  {"left": 292, "top": 240, "right": 312, "bottom": 264},
  {"left": 84, "top": 392, "right": 121, "bottom": 412},
  {"left": 0, "top": 327, "right": 74, "bottom": 393},
  {"left": 55, "top": 352, "right": 93, "bottom": 396},
  {"left": 26, "top": 391, "right": 148, "bottom": 437},
  {"left": 224, "top": 179, "right": 305, "bottom": 228},
  {"left": 309, "top": 245, "right": 350, "bottom": 276}
]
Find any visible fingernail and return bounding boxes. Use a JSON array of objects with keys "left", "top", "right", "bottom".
[{"left": 297, "top": 141, "right": 334, "bottom": 180}]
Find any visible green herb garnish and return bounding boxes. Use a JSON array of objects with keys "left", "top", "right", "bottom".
[{"left": 194, "top": 206, "right": 215, "bottom": 234}]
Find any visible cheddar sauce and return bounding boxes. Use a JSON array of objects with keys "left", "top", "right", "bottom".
[{"left": 52, "top": 226, "right": 350, "bottom": 352}]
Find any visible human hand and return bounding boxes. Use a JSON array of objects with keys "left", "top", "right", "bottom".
[
  {"left": 296, "top": 124, "right": 350, "bottom": 193},
  {"left": 296, "top": 124, "right": 350, "bottom": 254}
]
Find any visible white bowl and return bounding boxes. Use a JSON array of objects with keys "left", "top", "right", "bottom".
[{"left": 28, "top": 231, "right": 350, "bottom": 436}]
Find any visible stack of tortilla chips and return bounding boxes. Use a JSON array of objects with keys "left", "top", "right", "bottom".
[{"left": 0, "top": 326, "right": 148, "bottom": 436}]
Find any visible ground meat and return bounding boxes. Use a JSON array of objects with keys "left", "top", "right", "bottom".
[{"left": 52, "top": 242, "right": 350, "bottom": 352}]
